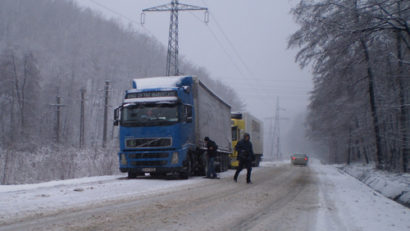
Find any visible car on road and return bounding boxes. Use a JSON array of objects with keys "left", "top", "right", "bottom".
[{"left": 291, "top": 154, "right": 308, "bottom": 166}]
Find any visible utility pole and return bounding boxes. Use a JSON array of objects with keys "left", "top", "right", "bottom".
[
  {"left": 80, "top": 89, "right": 86, "bottom": 149},
  {"left": 50, "top": 96, "right": 65, "bottom": 144},
  {"left": 142, "top": 0, "right": 208, "bottom": 76},
  {"left": 102, "top": 81, "right": 110, "bottom": 148}
]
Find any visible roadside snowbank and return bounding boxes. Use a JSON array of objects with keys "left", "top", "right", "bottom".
[
  {"left": 0, "top": 146, "right": 119, "bottom": 185},
  {"left": 314, "top": 161, "right": 410, "bottom": 231},
  {"left": 340, "top": 163, "right": 410, "bottom": 207}
]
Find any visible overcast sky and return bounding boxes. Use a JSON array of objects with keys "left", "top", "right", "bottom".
[{"left": 75, "top": 0, "right": 313, "bottom": 156}]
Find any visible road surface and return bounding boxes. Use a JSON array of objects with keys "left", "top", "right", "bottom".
[{"left": 0, "top": 162, "right": 409, "bottom": 231}]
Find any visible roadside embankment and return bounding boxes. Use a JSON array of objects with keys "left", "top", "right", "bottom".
[{"left": 340, "top": 164, "right": 410, "bottom": 208}]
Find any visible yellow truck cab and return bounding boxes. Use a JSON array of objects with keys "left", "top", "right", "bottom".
[{"left": 230, "top": 112, "right": 263, "bottom": 168}]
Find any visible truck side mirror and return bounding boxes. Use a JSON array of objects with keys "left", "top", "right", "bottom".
[
  {"left": 184, "top": 105, "right": 193, "bottom": 123},
  {"left": 113, "top": 107, "right": 120, "bottom": 126},
  {"left": 183, "top": 86, "right": 191, "bottom": 93}
]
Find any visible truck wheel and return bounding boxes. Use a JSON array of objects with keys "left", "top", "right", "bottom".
[
  {"left": 128, "top": 172, "right": 137, "bottom": 179},
  {"left": 181, "top": 155, "right": 193, "bottom": 179}
]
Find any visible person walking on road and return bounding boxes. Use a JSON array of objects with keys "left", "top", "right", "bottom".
[
  {"left": 233, "top": 133, "right": 254, "bottom": 184},
  {"left": 204, "top": 137, "right": 218, "bottom": 179}
]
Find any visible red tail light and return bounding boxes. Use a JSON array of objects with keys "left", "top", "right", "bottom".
[
  {"left": 292, "top": 157, "right": 296, "bottom": 160},
  {"left": 304, "top": 157, "right": 308, "bottom": 161}
]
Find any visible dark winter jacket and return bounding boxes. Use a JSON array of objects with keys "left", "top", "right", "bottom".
[
  {"left": 206, "top": 140, "right": 218, "bottom": 158},
  {"left": 235, "top": 139, "right": 254, "bottom": 162}
]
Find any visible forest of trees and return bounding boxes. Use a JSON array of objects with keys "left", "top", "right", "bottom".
[
  {"left": 289, "top": 0, "right": 409, "bottom": 172},
  {"left": 0, "top": 0, "right": 244, "bottom": 184}
]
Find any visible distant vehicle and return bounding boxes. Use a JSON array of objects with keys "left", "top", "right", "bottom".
[
  {"left": 113, "top": 76, "right": 232, "bottom": 179},
  {"left": 291, "top": 154, "right": 308, "bottom": 166}
]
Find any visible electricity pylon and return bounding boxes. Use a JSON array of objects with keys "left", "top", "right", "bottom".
[
  {"left": 273, "top": 97, "right": 282, "bottom": 160},
  {"left": 142, "top": 0, "right": 208, "bottom": 76},
  {"left": 265, "top": 97, "right": 287, "bottom": 160}
]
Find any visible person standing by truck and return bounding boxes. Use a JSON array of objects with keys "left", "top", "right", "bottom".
[
  {"left": 233, "top": 133, "right": 254, "bottom": 184},
  {"left": 204, "top": 137, "right": 218, "bottom": 179}
]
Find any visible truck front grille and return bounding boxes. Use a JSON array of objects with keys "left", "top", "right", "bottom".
[
  {"left": 131, "top": 161, "right": 167, "bottom": 166},
  {"left": 126, "top": 138, "right": 172, "bottom": 148},
  {"left": 128, "top": 153, "right": 169, "bottom": 159}
]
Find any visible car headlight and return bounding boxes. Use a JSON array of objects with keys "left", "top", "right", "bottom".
[
  {"left": 171, "top": 152, "right": 179, "bottom": 164},
  {"left": 121, "top": 154, "right": 127, "bottom": 165}
]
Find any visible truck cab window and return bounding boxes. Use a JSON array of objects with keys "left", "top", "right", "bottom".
[{"left": 121, "top": 103, "right": 179, "bottom": 126}]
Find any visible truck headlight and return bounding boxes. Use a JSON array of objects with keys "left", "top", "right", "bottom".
[
  {"left": 171, "top": 152, "right": 179, "bottom": 164},
  {"left": 121, "top": 154, "right": 127, "bottom": 165}
]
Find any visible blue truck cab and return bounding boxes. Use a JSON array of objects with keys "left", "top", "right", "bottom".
[{"left": 114, "top": 76, "right": 197, "bottom": 178}]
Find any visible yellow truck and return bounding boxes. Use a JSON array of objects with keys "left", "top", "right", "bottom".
[{"left": 230, "top": 112, "right": 263, "bottom": 168}]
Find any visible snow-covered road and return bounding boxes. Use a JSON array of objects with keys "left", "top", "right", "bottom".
[{"left": 0, "top": 161, "right": 408, "bottom": 231}]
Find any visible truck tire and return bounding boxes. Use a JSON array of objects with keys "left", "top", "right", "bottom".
[
  {"left": 195, "top": 151, "right": 207, "bottom": 176},
  {"left": 180, "top": 154, "right": 193, "bottom": 179},
  {"left": 128, "top": 172, "right": 137, "bottom": 179}
]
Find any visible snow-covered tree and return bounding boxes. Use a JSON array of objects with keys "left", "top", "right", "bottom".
[
  {"left": 0, "top": 0, "right": 244, "bottom": 184},
  {"left": 289, "top": 0, "right": 409, "bottom": 172}
]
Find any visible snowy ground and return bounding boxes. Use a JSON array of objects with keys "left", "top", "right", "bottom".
[
  {"left": 0, "top": 169, "right": 240, "bottom": 226},
  {"left": 0, "top": 160, "right": 409, "bottom": 230},
  {"left": 0, "top": 173, "right": 209, "bottom": 225},
  {"left": 340, "top": 163, "right": 410, "bottom": 207},
  {"left": 314, "top": 161, "right": 409, "bottom": 231}
]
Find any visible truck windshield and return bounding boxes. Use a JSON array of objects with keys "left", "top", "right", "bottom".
[{"left": 121, "top": 103, "right": 179, "bottom": 127}]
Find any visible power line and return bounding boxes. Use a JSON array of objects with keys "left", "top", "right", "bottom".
[
  {"left": 87, "top": 0, "right": 156, "bottom": 37},
  {"left": 190, "top": 3, "right": 282, "bottom": 110},
  {"left": 189, "top": 12, "right": 248, "bottom": 79},
  {"left": 85, "top": 1, "right": 304, "bottom": 115},
  {"left": 188, "top": 11, "right": 261, "bottom": 96},
  {"left": 221, "top": 78, "right": 314, "bottom": 83},
  {"left": 200, "top": 0, "right": 254, "bottom": 76},
  {"left": 197, "top": 1, "right": 311, "bottom": 114},
  {"left": 84, "top": 1, "right": 251, "bottom": 100},
  {"left": 87, "top": 1, "right": 254, "bottom": 82},
  {"left": 209, "top": 14, "right": 254, "bottom": 76}
]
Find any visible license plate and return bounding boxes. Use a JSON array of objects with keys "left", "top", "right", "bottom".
[{"left": 142, "top": 168, "right": 156, "bottom": 172}]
